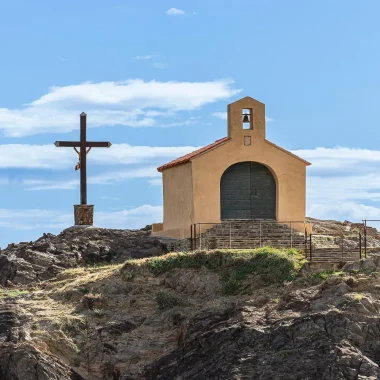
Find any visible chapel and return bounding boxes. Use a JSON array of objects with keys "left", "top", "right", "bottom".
[{"left": 152, "top": 96, "right": 311, "bottom": 239}]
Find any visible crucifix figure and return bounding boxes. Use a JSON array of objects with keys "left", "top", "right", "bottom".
[{"left": 54, "top": 112, "right": 112, "bottom": 226}]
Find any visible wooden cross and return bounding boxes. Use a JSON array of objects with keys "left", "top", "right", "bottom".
[{"left": 54, "top": 112, "right": 112, "bottom": 205}]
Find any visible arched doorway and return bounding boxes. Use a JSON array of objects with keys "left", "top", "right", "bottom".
[{"left": 220, "top": 161, "right": 276, "bottom": 220}]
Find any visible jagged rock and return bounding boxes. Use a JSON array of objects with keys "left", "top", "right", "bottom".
[
  {"left": 4, "top": 217, "right": 380, "bottom": 379},
  {"left": 362, "top": 258, "right": 378, "bottom": 274},
  {"left": 0, "top": 306, "right": 23, "bottom": 343},
  {"left": 0, "top": 303, "right": 84, "bottom": 380},
  {"left": 343, "top": 257, "right": 379, "bottom": 275},
  {"left": 143, "top": 310, "right": 380, "bottom": 379},
  {"left": 0, "top": 345, "right": 84, "bottom": 380},
  {"left": 0, "top": 226, "right": 167, "bottom": 286}
]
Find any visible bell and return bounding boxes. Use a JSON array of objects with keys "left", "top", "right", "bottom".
[{"left": 242, "top": 113, "right": 250, "bottom": 123}]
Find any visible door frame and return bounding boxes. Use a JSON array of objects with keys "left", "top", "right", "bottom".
[{"left": 219, "top": 161, "right": 278, "bottom": 220}]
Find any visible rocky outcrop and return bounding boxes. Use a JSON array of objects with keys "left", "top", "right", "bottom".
[
  {"left": 0, "top": 345, "right": 84, "bottom": 380},
  {"left": 0, "top": 303, "right": 84, "bottom": 380},
  {"left": 143, "top": 274, "right": 380, "bottom": 379},
  {"left": 3, "top": 218, "right": 380, "bottom": 379},
  {"left": 0, "top": 225, "right": 166, "bottom": 286}
]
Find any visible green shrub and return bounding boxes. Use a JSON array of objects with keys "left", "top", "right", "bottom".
[
  {"left": 123, "top": 248, "right": 306, "bottom": 296},
  {"left": 354, "top": 293, "right": 363, "bottom": 302},
  {"left": 310, "top": 270, "right": 344, "bottom": 281},
  {"left": 156, "top": 291, "right": 187, "bottom": 310}
]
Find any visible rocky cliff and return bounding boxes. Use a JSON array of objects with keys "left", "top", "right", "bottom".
[
  {"left": 0, "top": 225, "right": 166, "bottom": 286},
  {"left": 1, "top": 221, "right": 380, "bottom": 379}
]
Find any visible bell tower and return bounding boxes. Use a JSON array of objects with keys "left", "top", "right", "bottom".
[{"left": 227, "top": 96, "right": 266, "bottom": 143}]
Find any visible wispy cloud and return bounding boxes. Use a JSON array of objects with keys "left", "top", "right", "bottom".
[
  {"left": 133, "top": 55, "right": 156, "bottom": 60},
  {"left": 290, "top": 147, "right": 380, "bottom": 222},
  {"left": 0, "top": 205, "right": 163, "bottom": 231},
  {"left": 0, "top": 143, "right": 199, "bottom": 169},
  {"left": 148, "top": 178, "right": 162, "bottom": 186},
  {"left": 212, "top": 111, "right": 273, "bottom": 122},
  {"left": 212, "top": 112, "right": 228, "bottom": 120},
  {"left": 153, "top": 62, "right": 168, "bottom": 69},
  {"left": 0, "top": 79, "right": 241, "bottom": 137},
  {"left": 22, "top": 167, "right": 165, "bottom": 191},
  {"left": 166, "top": 8, "right": 185, "bottom": 15},
  {"left": 2, "top": 142, "right": 380, "bottom": 225},
  {"left": 100, "top": 196, "right": 120, "bottom": 200}
]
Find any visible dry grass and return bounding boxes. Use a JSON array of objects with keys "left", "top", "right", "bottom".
[
  {"left": 0, "top": 288, "right": 29, "bottom": 300},
  {"left": 43, "top": 263, "right": 122, "bottom": 296}
]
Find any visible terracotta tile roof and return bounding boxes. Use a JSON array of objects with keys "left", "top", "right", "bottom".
[
  {"left": 157, "top": 137, "right": 231, "bottom": 172},
  {"left": 264, "top": 140, "right": 311, "bottom": 166}
]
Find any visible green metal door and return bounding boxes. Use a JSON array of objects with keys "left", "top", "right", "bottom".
[{"left": 220, "top": 161, "right": 276, "bottom": 220}]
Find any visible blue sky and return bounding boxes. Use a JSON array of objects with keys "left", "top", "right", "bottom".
[{"left": 1, "top": 0, "right": 380, "bottom": 247}]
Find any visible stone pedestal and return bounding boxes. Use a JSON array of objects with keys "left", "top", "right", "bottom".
[{"left": 74, "top": 205, "right": 94, "bottom": 226}]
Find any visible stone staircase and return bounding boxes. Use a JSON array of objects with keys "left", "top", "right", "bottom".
[
  {"left": 306, "top": 248, "right": 360, "bottom": 263},
  {"left": 195, "top": 220, "right": 306, "bottom": 250},
  {"left": 305, "top": 234, "right": 361, "bottom": 263},
  {"left": 193, "top": 221, "right": 363, "bottom": 263}
]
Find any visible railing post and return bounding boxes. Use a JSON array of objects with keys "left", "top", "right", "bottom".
[
  {"left": 290, "top": 221, "right": 293, "bottom": 249},
  {"left": 199, "top": 224, "right": 202, "bottom": 250},
  {"left": 304, "top": 228, "right": 308, "bottom": 259},
  {"left": 229, "top": 222, "right": 232, "bottom": 249},
  {"left": 190, "top": 224, "right": 193, "bottom": 251},
  {"left": 364, "top": 220, "right": 367, "bottom": 258},
  {"left": 359, "top": 232, "right": 362, "bottom": 260},
  {"left": 309, "top": 234, "right": 312, "bottom": 262},
  {"left": 259, "top": 221, "right": 262, "bottom": 247}
]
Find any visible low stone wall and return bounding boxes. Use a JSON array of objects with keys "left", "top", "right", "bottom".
[
  {"left": 156, "top": 237, "right": 192, "bottom": 252},
  {"left": 300, "top": 262, "right": 345, "bottom": 275}
]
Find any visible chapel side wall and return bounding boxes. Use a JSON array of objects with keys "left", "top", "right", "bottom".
[
  {"left": 162, "top": 162, "right": 194, "bottom": 232},
  {"left": 191, "top": 139, "right": 307, "bottom": 230}
]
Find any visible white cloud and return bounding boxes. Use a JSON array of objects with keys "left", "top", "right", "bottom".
[
  {"left": 288, "top": 146, "right": 380, "bottom": 223},
  {"left": 212, "top": 112, "right": 228, "bottom": 120},
  {"left": 166, "top": 8, "right": 185, "bottom": 15},
  {"left": 96, "top": 205, "right": 163, "bottom": 229},
  {"left": 0, "top": 143, "right": 199, "bottom": 169},
  {"left": 0, "top": 205, "right": 163, "bottom": 231},
  {"left": 153, "top": 62, "right": 168, "bottom": 69},
  {"left": 212, "top": 112, "right": 273, "bottom": 122},
  {"left": 25, "top": 166, "right": 161, "bottom": 191},
  {"left": 4, "top": 140, "right": 380, "bottom": 226},
  {"left": 0, "top": 79, "right": 241, "bottom": 137},
  {"left": 148, "top": 178, "right": 162, "bottom": 186},
  {"left": 133, "top": 55, "right": 156, "bottom": 60}
]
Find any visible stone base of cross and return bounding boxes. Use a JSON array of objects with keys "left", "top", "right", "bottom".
[{"left": 74, "top": 205, "right": 94, "bottom": 225}]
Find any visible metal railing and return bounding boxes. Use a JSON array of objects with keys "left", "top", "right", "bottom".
[
  {"left": 305, "top": 232, "right": 363, "bottom": 263},
  {"left": 362, "top": 220, "right": 380, "bottom": 258},
  {"left": 187, "top": 219, "right": 380, "bottom": 263},
  {"left": 191, "top": 220, "right": 307, "bottom": 251}
]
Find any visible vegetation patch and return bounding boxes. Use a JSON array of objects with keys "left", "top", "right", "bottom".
[
  {"left": 310, "top": 270, "right": 344, "bottom": 281},
  {"left": 354, "top": 293, "right": 363, "bottom": 302},
  {"left": 123, "top": 248, "right": 306, "bottom": 295},
  {"left": 45, "top": 263, "right": 122, "bottom": 296},
  {"left": 156, "top": 291, "right": 188, "bottom": 310},
  {"left": 0, "top": 289, "right": 29, "bottom": 300}
]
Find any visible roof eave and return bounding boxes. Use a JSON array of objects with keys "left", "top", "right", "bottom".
[{"left": 157, "top": 138, "right": 232, "bottom": 172}]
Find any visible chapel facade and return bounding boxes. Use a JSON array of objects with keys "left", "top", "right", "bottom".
[{"left": 152, "top": 96, "right": 311, "bottom": 239}]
